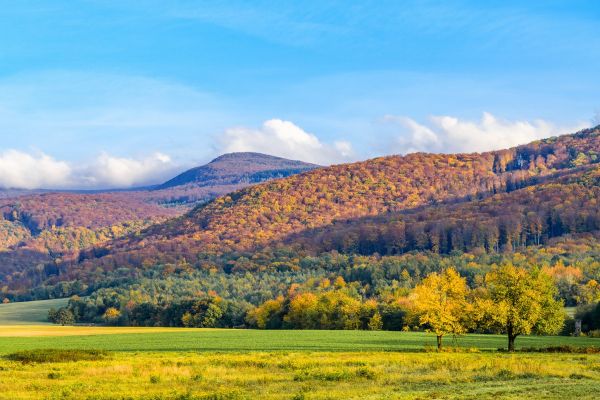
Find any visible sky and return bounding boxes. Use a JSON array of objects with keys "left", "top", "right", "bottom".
[{"left": 0, "top": 0, "right": 599, "bottom": 189}]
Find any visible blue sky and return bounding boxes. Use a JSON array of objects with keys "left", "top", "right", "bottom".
[{"left": 0, "top": 1, "right": 599, "bottom": 188}]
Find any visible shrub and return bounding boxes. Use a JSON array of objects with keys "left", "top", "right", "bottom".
[
  {"left": 520, "top": 345, "right": 600, "bottom": 354},
  {"left": 587, "top": 329, "right": 600, "bottom": 338},
  {"left": 5, "top": 349, "right": 110, "bottom": 363}
]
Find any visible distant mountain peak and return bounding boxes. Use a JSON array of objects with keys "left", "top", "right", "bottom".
[{"left": 156, "top": 152, "right": 319, "bottom": 190}]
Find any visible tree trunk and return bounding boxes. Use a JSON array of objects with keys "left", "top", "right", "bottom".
[
  {"left": 507, "top": 323, "right": 517, "bottom": 352},
  {"left": 437, "top": 335, "right": 442, "bottom": 350},
  {"left": 508, "top": 335, "right": 516, "bottom": 352}
]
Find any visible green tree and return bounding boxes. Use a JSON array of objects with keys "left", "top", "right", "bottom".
[
  {"left": 412, "top": 268, "right": 471, "bottom": 350},
  {"left": 49, "top": 308, "right": 75, "bottom": 326},
  {"left": 368, "top": 311, "right": 383, "bottom": 331},
  {"left": 476, "top": 264, "right": 565, "bottom": 352}
]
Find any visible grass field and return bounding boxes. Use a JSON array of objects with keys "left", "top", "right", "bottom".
[
  {"left": 0, "top": 327, "right": 600, "bottom": 399},
  {"left": 0, "top": 298, "right": 69, "bottom": 325},
  {"left": 1, "top": 327, "right": 600, "bottom": 353},
  {"left": 1, "top": 301, "right": 599, "bottom": 399}
]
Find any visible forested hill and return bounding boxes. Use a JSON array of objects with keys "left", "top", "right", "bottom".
[
  {"left": 71, "top": 126, "right": 600, "bottom": 272},
  {"left": 0, "top": 152, "right": 319, "bottom": 293},
  {"left": 285, "top": 166, "right": 600, "bottom": 256}
]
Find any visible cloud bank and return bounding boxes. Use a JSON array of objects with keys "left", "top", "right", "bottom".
[
  {"left": 0, "top": 151, "right": 177, "bottom": 190},
  {"left": 218, "top": 119, "right": 353, "bottom": 165},
  {"left": 383, "top": 112, "right": 587, "bottom": 154}
]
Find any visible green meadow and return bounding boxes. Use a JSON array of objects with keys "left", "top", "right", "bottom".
[
  {"left": 1, "top": 328, "right": 600, "bottom": 353},
  {"left": 1, "top": 301, "right": 600, "bottom": 399},
  {"left": 0, "top": 327, "right": 599, "bottom": 399},
  {"left": 0, "top": 298, "right": 69, "bottom": 325}
]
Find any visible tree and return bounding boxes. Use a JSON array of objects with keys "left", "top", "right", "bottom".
[
  {"left": 103, "top": 307, "right": 121, "bottom": 324},
  {"left": 49, "top": 308, "right": 75, "bottom": 326},
  {"left": 412, "top": 268, "right": 471, "bottom": 350},
  {"left": 368, "top": 312, "right": 383, "bottom": 331},
  {"left": 476, "top": 264, "right": 565, "bottom": 352}
]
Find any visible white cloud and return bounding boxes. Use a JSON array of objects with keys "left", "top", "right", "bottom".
[
  {"left": 81, "top": 152, "right": 176, "bottom": 188},
  {"left": 0, "top": 150, "right": 72, "bottom": 189},
  {"left": 218, "top": 119, "right": 353, "bottom": 165},
  {"left": 0, "top": 150, "right": 177, "bottom": 190},
  {"left": 383, "top": 112, "right": 588, "bottom": 154}
]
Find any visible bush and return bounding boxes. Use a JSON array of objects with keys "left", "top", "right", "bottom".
[
  {"left": 520, "top": 345, "right": 600, "bottom": 354},
  {"left": 48, "top": 308, "right": 75, "bottom": 325},
  {"left": 5, "top": 349, "right": 110, "bottom": 363},
  {"left": 47, "top": 372, "right": 62, "bottom": 379}
]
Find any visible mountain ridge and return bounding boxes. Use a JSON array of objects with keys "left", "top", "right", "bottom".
[{"left": 62, "top": 126, "right": 600, "bottom": 275}]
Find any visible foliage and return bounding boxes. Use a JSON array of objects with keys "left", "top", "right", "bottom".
[
  {"left": 412, "top": 268, "right": 472, "bottom": 348},
  {"left": 475, "top": 264, "right": 565, "bottom": 351},
  {"left": 576, "top": 302, "right": 600, "bottom": 333},
  {"left": 48, "top": 308, "right": 75, "bottom": 325}
]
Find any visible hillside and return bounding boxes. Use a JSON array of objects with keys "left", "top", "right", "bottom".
[
  {"left": 1, "top": 127, "right": 599, "bottom": 302},
  {"left": 0, "top": 152, "right": 317, "bottom": 293},
  {"left": 73, "top": 126, "right": 599, "bottom": 270},
  {"left": 1, "top": 127, "right": 599, "bottom": 331},
  {"left": 286, "top": 166, "right": 600, "bottom": 255}
]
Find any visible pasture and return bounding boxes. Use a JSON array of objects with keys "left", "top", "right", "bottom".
[{"left": 0, "top": 298, "right": 68, "bottom": 325}]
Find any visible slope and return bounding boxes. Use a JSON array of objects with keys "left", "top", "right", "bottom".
[{"left": 71, "top": 126, "right": 600, "bottom": 273}]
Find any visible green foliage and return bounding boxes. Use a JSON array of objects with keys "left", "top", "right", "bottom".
[
  {"left": 48, "top": 308, "right": 75, "bottom": 326},
  {"left": 476, "top": 265, "right": 565, "bottom": 351}
]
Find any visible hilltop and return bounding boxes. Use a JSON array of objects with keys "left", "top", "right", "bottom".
[{"left": 157, "top": 152, "right": 318, "bottom": 189}]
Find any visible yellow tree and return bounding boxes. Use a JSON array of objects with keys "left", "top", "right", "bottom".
[
  {"left": 412, "top": 268, "right": 471, "bottom": 350},
  {"left": 476, "top": 264, "right": 565, "bottom": 352}
]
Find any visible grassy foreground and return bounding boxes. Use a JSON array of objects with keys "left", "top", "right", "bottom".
[
  {"left": 1, "top": 327, "right": 600, "bottom": 399},
  {"left": 0, "top": 350, "right": 599, "bottom": 399}
]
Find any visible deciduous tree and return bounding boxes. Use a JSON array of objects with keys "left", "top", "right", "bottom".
[
  {"left": 476, "top": 264, "right": 564, "bottom": 351},
  {"left": 412, "top": 268, "right": 471, "bottom": 350}
]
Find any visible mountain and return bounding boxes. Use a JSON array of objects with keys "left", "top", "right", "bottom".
[
  {"left": 157, "top": 152, "right": 318, "bottom": 189},
  {"left": 0, "top": 152, "right": 318, "bottom": 292},
  {"left": 62, "top": 126, "right": 600, "bottom": 276}
]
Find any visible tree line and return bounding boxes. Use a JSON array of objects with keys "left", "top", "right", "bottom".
[{"left": 48, "top": 263, "right": 579, "bottom": 352}]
